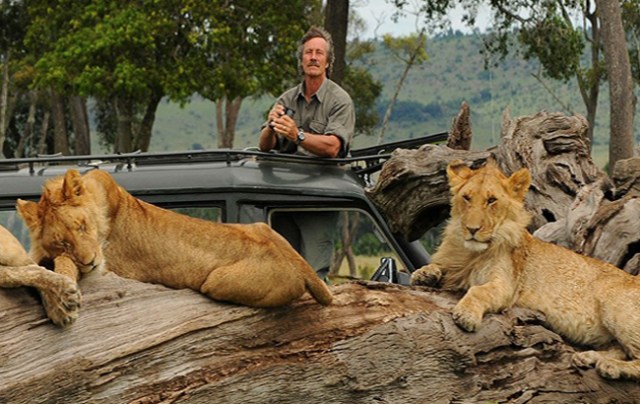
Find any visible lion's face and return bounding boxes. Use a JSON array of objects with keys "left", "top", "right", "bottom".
[
  {"left": 17, "top": 170, "right": 107, "bottom": 273},
  {"left": 447, "top": 160, "right": 531, "bottom": 251}
]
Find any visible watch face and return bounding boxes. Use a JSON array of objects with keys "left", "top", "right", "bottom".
[{"left": 297, "top": 130, "right": 305, "bottom": 144}]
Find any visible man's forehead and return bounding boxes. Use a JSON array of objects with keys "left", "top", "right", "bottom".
[{"left": 304, "top": 37, "right": 328, "bottom": 50}]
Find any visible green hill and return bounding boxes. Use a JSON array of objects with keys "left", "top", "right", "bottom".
[{"left": 142, "top": 31, "right": 623, "bottom": 168}]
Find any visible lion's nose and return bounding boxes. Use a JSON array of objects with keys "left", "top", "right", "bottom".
[{"left": 467, "top": 226, "right": 480, "bottom": 236}]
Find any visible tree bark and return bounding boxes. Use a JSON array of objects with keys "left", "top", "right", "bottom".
[
  {"left": 69, "top": 95, "right": 91, "bottom": 155},
  {"left": 50, "top": 89, "right": 70, "bottom": 156},
  {"left": 135, "top": 90, "right": 163, "bottom": 152},
  {"left": 596, "top": 0, "right": 636, "bottom": 174},
  {"left": 114, "top": 97, "right": 134, "bottom": 153},
  {"left": 324, "top": 0, "right": 348, "bottom": 84},
  {"left": 216, "top": 96, "right": 242, "bottom": 149},
  {"left": 1, "top": 270, "right": 638, "bottom": 403},
  {"left": 0, "top": 49, "right": 9, "bottom": 155},
  {"left": 15, "top": 90, "right": 37, "bottom": 158},
  {"left": 367, "top": 109, "right": 606, "bottom": 241}
]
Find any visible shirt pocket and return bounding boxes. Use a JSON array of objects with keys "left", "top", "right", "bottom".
[{"left": 309, "top": 119, "right": 327, "bottom": 134}]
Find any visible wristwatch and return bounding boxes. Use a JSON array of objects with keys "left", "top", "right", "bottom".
[{"left": 296, "top": 128, "right": 306, "bottom": 145}]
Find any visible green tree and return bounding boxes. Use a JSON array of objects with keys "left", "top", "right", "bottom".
[
  {"left": 196, "top": 0, "right": 321, "bottom": 148},
  {"left": 395, "top": 0, "right": 639, "bottom": 159}
]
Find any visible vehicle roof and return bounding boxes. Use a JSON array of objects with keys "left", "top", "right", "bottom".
[{"left": 0, "top": 132, "right": 448, "bottom": 209}]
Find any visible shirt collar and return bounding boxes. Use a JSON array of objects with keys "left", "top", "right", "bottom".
[{"left": 296, "top": 77, "right": 329, "bottom": 103}]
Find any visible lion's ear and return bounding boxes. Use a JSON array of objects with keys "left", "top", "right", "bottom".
[
  {"left": 62, "top": 170, "right": 85, "bottom": 201},
  {"left": 447, "top": 160, "right": 473, "bottom": 190},
  {"left": 16, "top": 199, "right": 40, "bottom": 229},
  {"left": 508, "top": 168, "right": 531, "bottom": 201}
]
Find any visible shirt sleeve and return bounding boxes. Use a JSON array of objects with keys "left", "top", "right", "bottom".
[{"left": 323, "top": 97, "right": 356, "bottom": 157}]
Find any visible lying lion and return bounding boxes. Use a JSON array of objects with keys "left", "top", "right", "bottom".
[
  {"left": 16, "top": 169, "right": 332, "bottom": 309},
  {"left": 0, "top": 224, "right": 80, "bottom": 326},
  {"left": 411, "top": 160, "right": 640, "bottom": 381}
]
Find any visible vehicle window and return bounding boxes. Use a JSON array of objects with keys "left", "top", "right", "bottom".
[
  {"left": 0, "top": 210, "right": 31, "bottom": 250},
  {"left": 269, "top": 208, "right": 405, "bottom": 283},
  {"left": 172, "top": 207, "right": 222, "bottom": 223}
]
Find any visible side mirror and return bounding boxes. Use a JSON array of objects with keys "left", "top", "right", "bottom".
[{"left": 371, "top": 257, "right": 411, "bottom": 285}]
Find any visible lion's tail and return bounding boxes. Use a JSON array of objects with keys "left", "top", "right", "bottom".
[{"left": 305, "top": 271, "right": 333, "bottom": 305}]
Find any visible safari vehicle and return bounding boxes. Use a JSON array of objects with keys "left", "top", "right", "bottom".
[{"left": 0, "top": 132, "right": 447, "bottom": 285}]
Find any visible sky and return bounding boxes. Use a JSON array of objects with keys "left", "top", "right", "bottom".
[{"left": 352, "top": 0, "right": 491, "bottom": 39}]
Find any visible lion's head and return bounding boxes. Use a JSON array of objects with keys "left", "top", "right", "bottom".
[
  {"left": 16, "top": 170, "right": 108, "bottom": 274},
  {"left": 447, "top": 160, "right": 532, "bottom": 252}
]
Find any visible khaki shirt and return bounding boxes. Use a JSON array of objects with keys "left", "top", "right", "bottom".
[{"left": 267, "top": 78, "right": 355, "bottom": 157}]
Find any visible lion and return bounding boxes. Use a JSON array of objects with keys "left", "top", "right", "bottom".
[
  {"left": 411, "top": 159, "right": 640, "bottom": 381},
  {"left": 16, "top": 169, "right": 332, "bottom": 309},
  {"left": 0, "top": 224, "right": 80, "bottom": 326}
]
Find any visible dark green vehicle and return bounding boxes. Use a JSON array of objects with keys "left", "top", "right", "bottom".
[{"left": 0, "top": 133, "right": 447, "bottom": 284}]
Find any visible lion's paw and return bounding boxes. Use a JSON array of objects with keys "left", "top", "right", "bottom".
[
  {"left": 40, "top": 274, "right": 81, "bottom": 327},
  {"left": 572, "top": 351, "right": 599, "bottom": 368},
  {"left": 595, "top": 359, "right": 623, "bottom": 380},
  {"left": 410, "top": 264, "right": 442, "bottom": 286},
  {"left": 452, "top": 303, "right": 482, "bottom": 332}
]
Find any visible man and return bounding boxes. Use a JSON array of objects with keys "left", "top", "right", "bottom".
[
  {"left": 259, "top": 26, "right": 355, "bottom": 280},
  {"left": 259, "top": 26, "right": 355, "bottom": 157}
]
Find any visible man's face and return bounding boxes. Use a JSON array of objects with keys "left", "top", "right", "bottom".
[{"left": 301, "top": 37, "right": 329, "bottom": 78}]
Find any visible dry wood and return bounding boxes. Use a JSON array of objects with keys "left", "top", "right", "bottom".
[
  {"left": 1, "top": 271, "right": 638, "bottom": 403},
  {"left": 368, "top": 107, "right": 640, "bottom": 273}
]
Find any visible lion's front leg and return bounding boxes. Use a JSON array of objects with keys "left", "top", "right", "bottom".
[
  {"left": 40, "top": 255, "right": 82, "bottom": 326},
  {"left": 411, "top": 263, "right": 442, "bottom": 287},
  {"left": 453, "top": 276, "right": 515, "bottom": 332},
  {"left": 0, "top": 264, "right": 81, "bottom": 327}
]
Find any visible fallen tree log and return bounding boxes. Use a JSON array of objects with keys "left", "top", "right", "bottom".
[
  {"left": 366, "top": 108, "right": 640, "bottom": 273},
  {"left": 1, "top": 271, "right": 639, "bottom": 403},
  {"left": 367, "top": 109, "right": 606, "bottom": 240}
]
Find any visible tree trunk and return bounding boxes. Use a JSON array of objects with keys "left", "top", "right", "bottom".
[
  {"left": 15, "top": 90, "right": 37, "bottom": 158},
  {"left": 50, "top": 89, "right": 70, "bottom": 156},
  {"left": 0, "top": 49, "right": 9, "bottom": 156},
  {"left": 114, "top": 97, "right": 133, "bottom": 153},
  {"left": 324, "top": 0, "right": 348, "bottom": 84},
  {"left": 596, "top": 0, "right": 636, "bottom": 175},
  {"left": 1, "top": 270, "right": 638, "bottom": 403},
  {"left": 330, "top": 212, "right": 358, "bottom": 277},
  {"left": 367, "top": 108, "right": 606, "bottom": 241},
  {"left": 69, "top": 95, "right": 91, "bottom": 155},
  {"left": 37, "top": 110, "right": 51, "bottom": 155},
  {"left": 216, "top": 96, "right": 242, "bottom": 149},
  {"left": 135, "top": 90, "right": 163, "bottom": 152}
]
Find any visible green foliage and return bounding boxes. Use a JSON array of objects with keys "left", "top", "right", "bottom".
[
  {"left": 622, "top": 0, "right": 640, "bottom": 86},
  {"left": 518, "top": 15, "right": 584, "bottom": 82},
  {"left": 382, "top": 33, "right": 428, "bottom": 64}
]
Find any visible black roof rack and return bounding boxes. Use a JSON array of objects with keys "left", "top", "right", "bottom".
[{"left": 0, "top": 132, "right": 448, "bottom": 181}]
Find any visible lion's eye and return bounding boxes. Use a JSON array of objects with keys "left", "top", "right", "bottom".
[
  {"left": 78, "top": 223, "right": 87, "bottom": 233},
  {"left": 462, "top": 195, "right": 471, "bottom": 203},
  {"left": 487, "top": 196, "right": 497, "bottom": 205},
  {"left": 56, "top": 240, "right": 71, "bottom": 250}
]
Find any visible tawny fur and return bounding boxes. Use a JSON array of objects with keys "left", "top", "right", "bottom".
[
  {"left": 16, "top": 169, "right": 332, "bottom": 309},
  {"left": 411, "top": 160, "right": 640, "bottom": 381},
  {"left": 0, "top": 224, "right": 80, "bottom": 326}
]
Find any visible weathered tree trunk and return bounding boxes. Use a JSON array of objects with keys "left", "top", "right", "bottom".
[
  {"left": 368, "top": 106, "right": 640, "bottom": 275},
  {"left": 367, "top": 109, "right": 606, "bottom": 240},
  {"left": 1, "top": 270, "right": 638, "bottom": 403}
]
